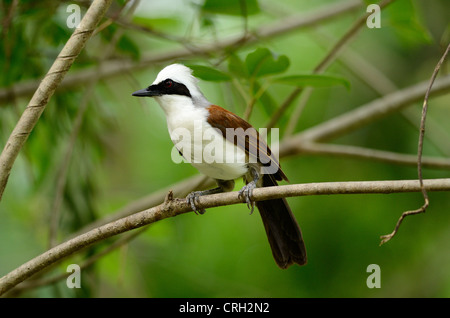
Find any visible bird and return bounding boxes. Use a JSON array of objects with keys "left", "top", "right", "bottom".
[{"left": 132, "top": 64, "right": 307, "bottom": 268}]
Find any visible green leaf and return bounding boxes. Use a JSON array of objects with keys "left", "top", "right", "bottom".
[
  {"left": 117, "top": 35, "right": 140, "bottom": 61},
  {"left": 202, "top": 0, "right": 260, "bottom": 16},
  {"left": 228, "top": 54, "right": 248, "bottom": 78},
  {"left": 274, "top": 74, "right": 350, "bottom": 89},
  {"left": 386, "top": 1, "right": 432, "bottom": 47},
  {"left": 245, "top": 48, "right": 290, "bottom": 78},
  {"left": 132, "top": 16, "right": 180, "bottom": 31},
  {"left": 188, "top": 65, "right": 231, "bottom": 82}
]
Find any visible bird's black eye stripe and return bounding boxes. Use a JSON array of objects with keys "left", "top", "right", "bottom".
[{"left": 156, "top": 79, "right": 191, "bottom": 97}]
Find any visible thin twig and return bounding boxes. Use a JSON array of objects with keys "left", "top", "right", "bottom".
[
  {"left": 92, "top": 0, "right": 132, "bottom": 36},
  {"left": 243, "top": 81, "right": 271, "bottom": 121},
  {"left": 284, "top": 87, "right": 313, "bottom": 137},
  {"left": 294, "top": 142, "right": 450, "bottom": 170},
  {"left": 380, "top": 43, "right": 450, "bottom": 245}
]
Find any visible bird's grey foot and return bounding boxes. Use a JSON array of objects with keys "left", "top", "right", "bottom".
[
  {"left": 186, "top": 191, "right": 207, "bottom": 215},
  {"left": 238, "top": 181, "right": 256, "bottom": 215}
]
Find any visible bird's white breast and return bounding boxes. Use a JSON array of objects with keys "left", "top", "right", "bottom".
[{"left": 156, "top": 95, "right": 247, "bottom": 181}]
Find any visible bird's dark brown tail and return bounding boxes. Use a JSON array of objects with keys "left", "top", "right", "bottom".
[{"left": 256, "top": 174, "right": 307, "bottom": 269}]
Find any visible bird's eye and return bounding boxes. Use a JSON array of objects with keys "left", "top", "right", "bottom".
[{"left": 165, "top": 80, "right": 173, "bottom": 88}]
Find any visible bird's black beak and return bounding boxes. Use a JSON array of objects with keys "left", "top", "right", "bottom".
[{"left": 132, "top": 85, "right": 161, "bottom": 97}]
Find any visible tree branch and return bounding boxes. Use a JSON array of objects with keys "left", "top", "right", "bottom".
[
  {"left": 0, "top": 0, "right": 361, "bottom": 103},
  {"left": 0, "top": 0, "right": 113, "bottom": 201},
  {"left": 292, "top": 142, "right": 450, "bottom": 169},
  {"left": 279, "top": 74, "right": 450, "bottom": 153},
  {"left": 1, "top": 178, "right": 450, "bottom": 296},
  {"left": 70, "top": 175, "right": 214, "bottom": 238}
]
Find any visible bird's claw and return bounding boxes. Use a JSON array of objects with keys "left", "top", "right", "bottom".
[
  {"left": 186, "top": 191, "right": 206, "bottom": 215},
  {"left": 238, "top": 182, "right": 256, "bottom": 215}
]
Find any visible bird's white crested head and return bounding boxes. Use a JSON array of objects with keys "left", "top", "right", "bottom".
[
  {"left": 153, "top": 64, "right": 197, "bottom": 91},
  {"left": 156, "top": 64, "right": 210, "bottom": 104},
  {"left": 132, "top": 63, "right": 211, "bottom": 115}
]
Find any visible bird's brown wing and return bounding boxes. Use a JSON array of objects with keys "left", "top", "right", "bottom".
[{"left": 206, "top": 105, "right": 287, "bottom": 182}]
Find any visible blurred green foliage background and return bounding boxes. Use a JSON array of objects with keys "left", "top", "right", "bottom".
[{"left": 0, "top": 0, "right": 449, "bottom": 297}]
